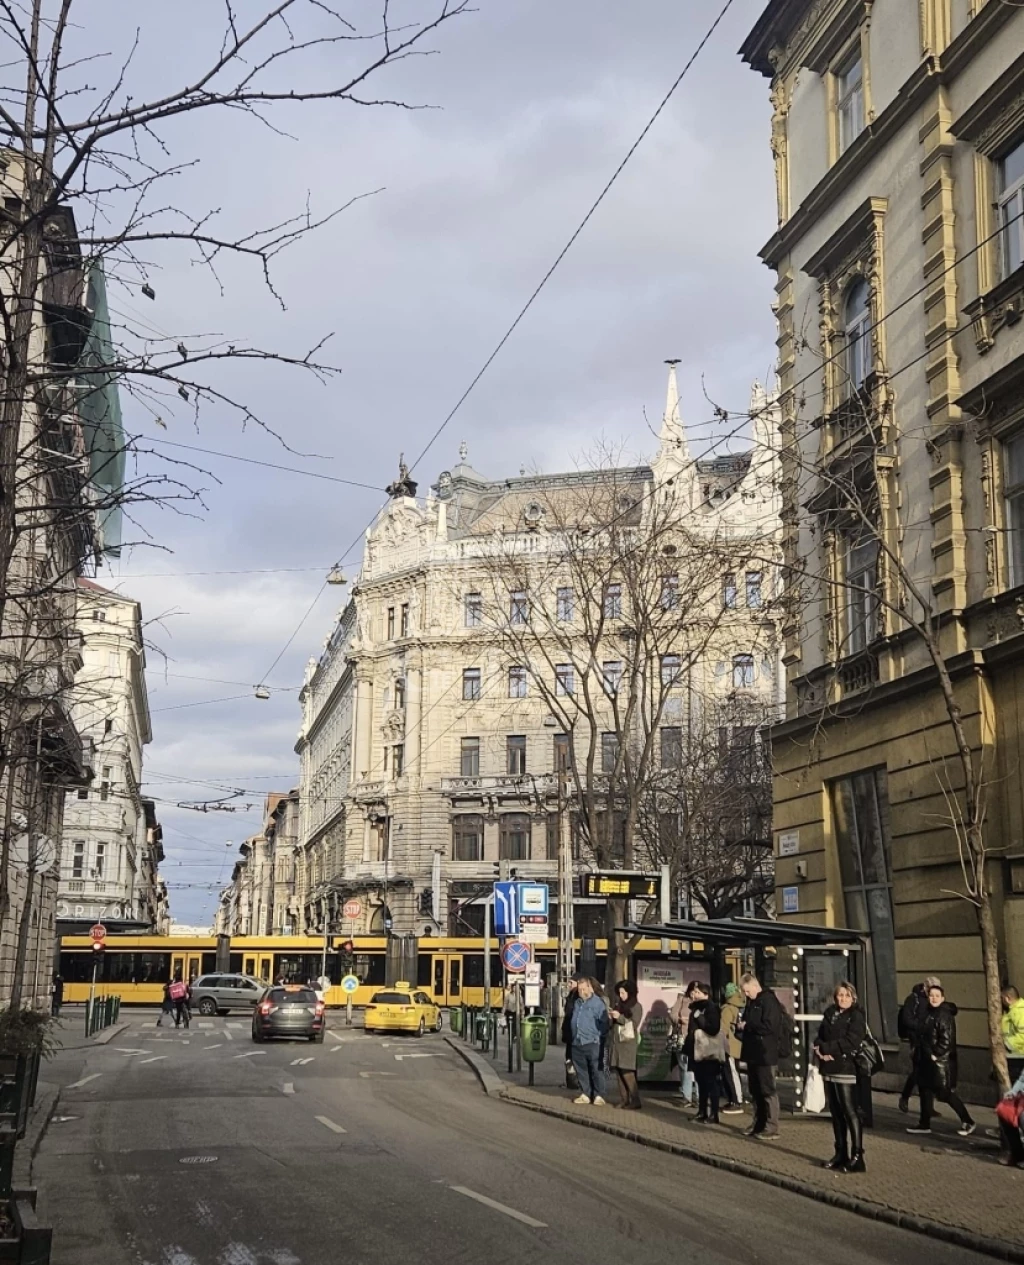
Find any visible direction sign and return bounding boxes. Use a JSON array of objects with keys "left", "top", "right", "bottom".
[
  {"left": 501, "top": 940, "right": 531, "bottom": 972},
  {"left": 89, "top": 923, "right": 106, "bottom": 942},
  {"left": 342, "top": 900, "right": 361, "bottom": 920},
  {"left": 494, "top": 882, "right": 519, "bottom": 937},
  {"left": 340, "top": 974, "right": 359, "bottom": 994}
]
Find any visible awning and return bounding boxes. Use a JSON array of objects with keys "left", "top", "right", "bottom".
[{"left": 621, "top": 915, "right": 865, "bottom": 949}]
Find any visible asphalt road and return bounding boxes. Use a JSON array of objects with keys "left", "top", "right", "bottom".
[{"left": 35, "top": 1010, "right": 998, "bottom": 1265}]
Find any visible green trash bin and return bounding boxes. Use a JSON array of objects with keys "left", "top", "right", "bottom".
[
  {"left": 520, "top": 1014, "right": 548, "bottom": 1063},
  {"left": 450, "top": 1007, "right": 462, "bottom": 1035}
]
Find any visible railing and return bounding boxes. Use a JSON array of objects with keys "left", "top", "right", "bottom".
[
  {"left": 838, "top": 651, "right": 879, "bottom": 695},
  {"left": 85, "top": 994, "right": 120, "bottom": 1037},
  {"left": 441, "top": 774, "right": 555, "bottom": 795}
]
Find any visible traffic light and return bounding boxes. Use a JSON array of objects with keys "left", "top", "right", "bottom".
[{"left": 91, "top": 941, "right": 105, "bottom": 956}]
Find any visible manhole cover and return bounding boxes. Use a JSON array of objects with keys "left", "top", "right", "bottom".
[{"left": 179, "top": 1156, "right": 218, "bottom": 1165}]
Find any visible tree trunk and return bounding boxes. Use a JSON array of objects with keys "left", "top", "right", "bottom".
[
  {"left": 975, "top": 864, "right": 1010, "bottom": 1092},
  {"left": 605, "top": 899, "right": 627, "bottom": 991}
]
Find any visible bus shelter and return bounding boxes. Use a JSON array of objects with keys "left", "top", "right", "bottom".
[{"left": 620, "top": 916, "right": 866, "bottom": 1101}]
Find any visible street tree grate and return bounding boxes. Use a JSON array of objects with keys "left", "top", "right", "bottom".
[{"left": 179, "top": 1155, "right": 218, "bottom": 1165}]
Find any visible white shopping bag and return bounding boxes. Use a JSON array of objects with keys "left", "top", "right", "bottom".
[{"left": 804, "top": 1064, "right": 826, "bottom": 1114}]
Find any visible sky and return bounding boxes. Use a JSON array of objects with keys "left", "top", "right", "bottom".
[{"left": 69, "top": 0, "right": 779, "bottom": 926}]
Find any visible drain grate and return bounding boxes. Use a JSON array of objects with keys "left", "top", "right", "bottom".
[{"left": 179, "top": 1155, "right": 218, "bottom": 1165}]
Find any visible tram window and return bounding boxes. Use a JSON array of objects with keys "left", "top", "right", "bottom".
[
  {"left": 135, "top": 953, "right": 170, "bottom": 984},
  {"left": 201, "top": 953, "right": 217, "bottom": 975},
  {"left": 59, "top": 953, "right": 93, "bottom": 984},
  {"left": 417, "top": 955, "right": 432, "bottom": 987},
  {"left": 463, "top": 955, "right": 483, "bottom": 988},
  {"left": 354, "top": 954, "right": 386, "bottom": 985},
  {"left": 229, "top": 955, "right": 243, "bottom": 974}
]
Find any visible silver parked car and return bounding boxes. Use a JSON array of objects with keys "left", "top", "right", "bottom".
[{"left": 190, "top": 974, "right": 264, "bottom": 1016}]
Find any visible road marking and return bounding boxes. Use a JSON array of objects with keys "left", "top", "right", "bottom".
[
  {"left": 330, "top": 1044, "right": 344, "bottom": 1053},
  {"left": 204, "top": 1044, "right": 223, "bottom": 1051},
  {"left": 327, "top": 1031, "right": 343, "bottom": 1042},
  {"left": 283, "top": 1083, "right": 294, "bottom": 1095},
  {"left": 289, "top": 1057, "right": 315, "bottom": 1066},
  {"left": 139, "top": 1056, "right": 167, "bottom": 1065},
  {"left": 116, "top": 1048, "right": 149, "bottom": 1055},
  {"left": 233, "top": 1051, "right": 266, "bottom": 1059},
  {"left": 197, "top": 1021, "right": 214, "bottom": 1029},
  {"left": 449, "top": 1187, "right": 547, "bottom": 1228},
  {"left": 358, "top": 1071, "right": 396, "bottom": 1078},
  {"left": 223, "top": 1028, "right": 234, "bottom": 1040},
  {"left": 394, "top": 1053, "right": 444, "bottom": 1061},
  {"left": 65, "top": 1073, "right": 102, "bottom": 1089},
  {"left": 315, "top": 1115, "right": 346, "bottom": 1134}
]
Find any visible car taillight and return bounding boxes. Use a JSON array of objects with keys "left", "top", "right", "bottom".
[
  {"left": 315, "top": 1002, "right": 325, "bottom": 1016},
  {"left": 260, "top": 1002, "right": 273, "bottom": 1015}
]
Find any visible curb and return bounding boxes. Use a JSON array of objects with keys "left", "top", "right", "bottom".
[
  {"left": 56, "top": 1022, "right": 128, "bottom": 1051},
  {"left": 13, "top": 1082, "right": 60, "bottom": 1189},
  {"left": 500, "top": 1092, "right": 1024, "bottom": 1264},
  {"left": 444, "top": 1037, "right": 505, "bottom": 1097}
]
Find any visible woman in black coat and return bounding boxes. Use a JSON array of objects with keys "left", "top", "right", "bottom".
[
  {"left": 684, "top": 980, "right": 723, "bottom": 1124},
  {"left": 814, "top": 980, "right": 867, "bottom": 1172},
  {"left": 907, "top": 984, "right": 976, "bottom": 1136}
]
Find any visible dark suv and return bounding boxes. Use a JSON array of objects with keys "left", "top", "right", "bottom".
[
  {"left": 190, "top": 974, "right": 263, "bottom": 1016},
  {"left": 252, "top": 986, "right": 325, "bottom": 1043}
]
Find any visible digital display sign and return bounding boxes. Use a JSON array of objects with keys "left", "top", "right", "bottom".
[{"left": 582, "top": 872, "right": 660, "bottom": 900}]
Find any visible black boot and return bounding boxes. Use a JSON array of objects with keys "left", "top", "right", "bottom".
[
  {"left": 842, "top": 1152, "right": 866, "bottom": 1173},
  {"left": 822, "top": 1153, "right": 848, "bottom": 1170}
]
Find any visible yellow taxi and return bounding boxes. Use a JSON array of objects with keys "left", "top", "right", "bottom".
[{"left": 363, "top": 982, "right": 443, "bottom": 1036}]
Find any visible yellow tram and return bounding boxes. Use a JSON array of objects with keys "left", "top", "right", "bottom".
[{"left": 57, "top": 932, "right": 697, "bottom": 1009}]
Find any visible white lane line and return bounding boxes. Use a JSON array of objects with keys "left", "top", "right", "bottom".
[
  {"left": 283, "top": 1083, "right": 295, "bottom": 1095},
  {"left": 315, "top": 1115, "right": 346, "bottom": 1134},
  {"left": 197, "top": 1021, "right": 214, "bottom": 1029},
  {"left": 139, "top": 1056, "right": 167, "bottom": 1065},
  {"left": 116, "top": 1048, "right": 149, "bottom": 1055},
  {"left": 327, "top": 1030, "right": 343, "bottom": 1042},
  {"left": 233, "top": 1051, "right": 266, "bottom": 1059},
  {"left": 449, "top": 1187, "right": 547, "bottom": 1228},
  {"left": 204, "top": 1044, "right": 223, "bottom": 1051},
  {"left": 289, "top": 1057, "right": 315, "bottom": 1066},
  {"left": 223, "top": 1029, "right": 235, "bottom": 1040},
  {"left": 330, "top": 1044, "right": 344, "bottom": 1053},
  {"left": 65, "top": 1073, "right": 102, "bottom": 1089}
]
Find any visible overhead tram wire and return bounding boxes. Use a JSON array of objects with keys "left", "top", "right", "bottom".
[{"left": 255, "top": 0, "right": 740, "bottom": 688}]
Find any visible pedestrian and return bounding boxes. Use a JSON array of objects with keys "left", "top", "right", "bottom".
[
  {"left": 169, "top": 973, "right": 190, "bottom": 1029},
  {"left": 50, "top": 972, "right": 63, "bottom": 1018},
  {"left": 996, "top": 1064, "right": 1024, "bottom": 1168},
  {"left": 669, "top": 992, "right": 698, "bottom": 1106},
  {"left": 569, "top": 977, "right": 609, "bottom": 1106},
  {"left": 738, "top": 971, "right": 791, "bottom": 1141},
  {"left": 609, "top": 979, "right": 643, "bottom": 1110},
  {"left": 683, "top": 980, "right": 723, "bottom": 1124},
  {"left": 719, "top": 981, "right": 745, "bottom": 1113},
  {"left": 897, "top": 975, "right": 937, "bottom": 1112},
  {"left": 157, "top": 980, "right": 173, "bottom": 1026},
  {"left": 906, "top": 983, "right": 976, "bottom": 1137},
  {"left": 1001, "top": 985, "right": 1024, "bottom": 1086},
  {"left": 814, "top": 980, "right": 868, "bottom": 1173},
  {"left": 561, "top": 973, "right": 582, "bottom": 1090}
]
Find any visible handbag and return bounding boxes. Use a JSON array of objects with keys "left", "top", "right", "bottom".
[
  {"left": 804, "top": 1064, "right": 826, "bottom": 1114},
  {"left": 666, "top": 1028, "right": 684, "bottom": 1054},
  {"left": 620, "top": 1019, "right": 636, "bottom": 1041},
  {"left": 694, "top": 1028, "right": 727, "bottom": 1062},
  {"left": 853, "top": 1028, "right": 884, "bottom": 1077}
]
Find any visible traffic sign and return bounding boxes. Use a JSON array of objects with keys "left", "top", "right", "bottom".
[
  {"left": 525, "top": 962, "right": 541, "bottom": 985},
  {"left": 340, "top": 974, "right": 359, "bottom": 994},
  {"left": 501, "top": 941, "right": 531, "bottom": 972},
  {"left": 342, "top": 900, "right": 361, "bottom": 920},
  {"left": 494, "top": 882, "right": 519, "bottom": 937},
  {"left": 89, "top": 923, "right": 106, "bottom": 942},
  {"left": 518, "top": 883, "right": 549, "bottom": 917},
  {"left": 519, "top": 922, "right": 549, "bottom": 944}
]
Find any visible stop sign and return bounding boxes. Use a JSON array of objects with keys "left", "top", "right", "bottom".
[
  {"left": 89, "top": 923, "right": 106, "bottom": 942},
  {"left": 342, "top": 900, "right": 361, "bottom": 920}
]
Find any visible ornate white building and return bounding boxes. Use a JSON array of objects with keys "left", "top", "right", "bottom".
[{"left": 290, "top": 368, "right": 784, "bottom": 945}]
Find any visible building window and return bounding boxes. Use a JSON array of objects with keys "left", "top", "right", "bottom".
[
  {"left": 732, "top": 655, "right": 755, "bottom": 689},
  {"left": 508, "top": 665, "right": 528, "bottom": 699},
  {"left": 746, "top": 571, "right": 763, "bottom": 609},
  {"left": 661, "top": 727, "right": 682, "bottom": 769},
  {"left": 1005, "top": 433, "right": 1024, "bottom": 585},
  {"left": 507, "top": 735, "right": 527, "bottom": 776},
  {"left": 382, "top": 745, "right": 389, "bottom": 774},
  {"left": 393, "top": 744, "right": 405, "bottom": 778},
  {"left": 76, "top": 788, "right": 88, "bottom": 800},
  {"left": 103, "top": 718, "right": 113, "bottom": 734},
  {"left": 553, "top": 733, "right": 570, "bottom": 772},
  {"left": 499, "top": 813, "right": 530, "bottom": 861},
  {"left": 387, "top": 607, "right": 395, "bottom": 640},
  {"left": 95, "top": 843, "right": 106, "bottom": 878},
  {"left": 723, "top": 573, "right": 737, "bottom": 609},
  {"left": 603, "top": 582, "right": 622, "bottom": 619},
  {"left": 602, "top": 660, "right": 623, "bottom": 696},
  {"left": 394, "top": 678, "right": 406, "bottom": 710},
  {"left": 400, "top": 603, "right": 410, "bottom": 637},
  {"left": 510, "top": 589, "right": 528, "bottom": 625},
  {"left": 452, "top": 814, "right": 483, "bottom": 862},
  {"left": 998, "top": 137, "right": 1024, "bottom": 280},
  {"left": 555, "top": 664, "right": 574, "bottom": 696},
  {"left": 72, "top": 840, "right": 85, "bottom": 878},
  {"left": 836, "top": 47, "right": 864, "bottom": 154},
  {"left": 100, "top": 766, "right": 111, "bottom": 802},
  {"left": 660, "top": 653, "right": 682, "bottom": 688},
  {"left": 92, "top": 609, "right": 105, "bottom": 622},
  {"left": 465, "top": 592, "right": 483, "bottom": 627},
  {"left": 460, "top": 737, "right": 480, "bottom": 778},
  {"left": 660, "top": 573, "right": 679, "bottom": 610},
  {"left": 830, "top": 769, "right": 899, "bottom": 1041},
  {"left": 842, "top": 531, "right": 879, "bottom": 654},
  {"left": 462, "top": 667, "right": 481, "bottom": 701},
  {"left": 373, "top": 817, "right": 391, "bottom": 863},
  {"left": 546, "top": 812, "right": 560, "bottom": 861},
  {"left": 556, "top": 586, "right": 574, "bottom": 622},
  {"left": 843, "top": 277, "right": 871, "bottom": 397},
  {"left": 601, "top": 731, "right": 620, "bottom": 773}
]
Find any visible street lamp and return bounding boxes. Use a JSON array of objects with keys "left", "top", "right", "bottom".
[
  {"left": 327, "top": 566, "right": 347, "bottom": 586},
  {"left": 254, "top": 685, "right": 270, "bottom": 700}
]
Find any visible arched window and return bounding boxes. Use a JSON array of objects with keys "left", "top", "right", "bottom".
[
  {"left": 843, "top": 278, "right": 871, "bottom": 395},
  {"left": 452, "top": 814, "right": 483, "bottom": 862},
  {"left": 499, "top": 814, "right": 530, "bottom": 861}
]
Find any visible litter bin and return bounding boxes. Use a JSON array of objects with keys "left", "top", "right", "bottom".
[
  {"left": 520, "top": 1014, "right": 548, "bottom": 1064},
  {"left": 450, "top": 1007, "right": 462, "bottom": 1035},
  {"left": 475, "top": 1015, "right": 491, "bottom": 1048}
]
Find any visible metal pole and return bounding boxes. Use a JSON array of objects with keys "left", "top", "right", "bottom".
[
  {"left": 484, "top": 892, "right": 493, "bottom": 1023},
  {"left": 320, "top": 908, "right": 329, "bottom": 983},
  {"left": 556, "top": 764, "right": 575, "bottom": 1018},
  {"left": 86, "top": 956, "right": 98, "bottom": 1037},
  {"left": 346, "top": 995, "right": 353, "bottom": 1027}
]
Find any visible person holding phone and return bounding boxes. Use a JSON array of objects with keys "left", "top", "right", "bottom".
[{"left": 609, "top": 980, "right": 643, "bottom": 1110}]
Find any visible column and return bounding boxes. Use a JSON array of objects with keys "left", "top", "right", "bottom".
[
  {"left": 354, "top": 675, "right": 373, "bottom": 781},
  {"left": 405, "top": 667, "right": 421, "bottom": 780}
]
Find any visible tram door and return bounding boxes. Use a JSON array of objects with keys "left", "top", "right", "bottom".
[
  {"left": 171, "top": 953, "right": 203, "bottom": 982},
  {"left": 430, "top": 953, "right": 463, "bottom": 1006},
  {"left": 243, "top": 954, "right": 274, "bottom": 983}
]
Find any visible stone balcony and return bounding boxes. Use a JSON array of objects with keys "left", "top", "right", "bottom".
[{"left": 440, "top": 773, "right": 556, "bottom": 801}]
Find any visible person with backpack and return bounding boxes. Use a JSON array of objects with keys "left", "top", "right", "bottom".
[
  {"left": 897, "top": 976, "right": 937, "bottom": 1113},
  {"left": 738, "top": 971, "right": 792, "bottom": 1140},
  {"left": 169, "top": 972, "right": 190, "bottom": 1029}
]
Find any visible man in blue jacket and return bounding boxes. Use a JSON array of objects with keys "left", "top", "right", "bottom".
[{"left": 570, "top": 978, "right": 610, "bottom": 1105}]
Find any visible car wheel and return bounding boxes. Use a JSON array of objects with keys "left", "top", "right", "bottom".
[
  {"left": 316, "top": 1031, "right": 325, "bottom": 1044},
  {"left": 252, "top": 1029, "right": 263, "bottom": 1043},
  {"left": 198, "top": 998, "right": 217, "bottom": 1016},
  {"left": 417, "top": 1018, "right": 425, "bottom": 1038},
  {"left": 434, "top": 1014, "right": 443, "bottom": 1032}
]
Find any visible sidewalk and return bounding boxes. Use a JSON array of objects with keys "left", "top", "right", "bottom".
[{"left": 453, "top": 1035, "right": 1024, "bottom": 1262}]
